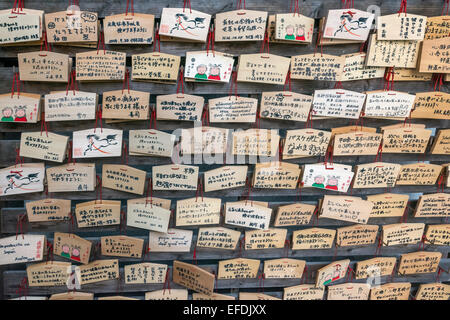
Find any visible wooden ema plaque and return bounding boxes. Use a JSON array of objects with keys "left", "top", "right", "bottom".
[
  {"left": 215, "top": 9, "right": 268, "bottom": 42},
  {"left": 18, "top": 51, "right": 71, "bottom": 82},
  {"left": 315, "top": 259, "right": 350, "bottom": 288},
  {"left": 393, "top": 68, "right": 432, "bottom": 81},
  {"left": 263, "top": 258, "right": 305, "bottom": 279},
  {"left": 145, "top": 289, "right": 188, "bottom": 300},
  {"left": 320, "top": 195, "right": 373, "bottom": 224},
  {"left": 274, "top": 13, "right": 314, "bottom": 43},
  {"left": 19, "top": 131, "right": 68, "bottom": 163},
  {"left": 172, "top": 260, "right": 215, "bottom": 295},
  {"left": 159, "top": 8, "right": 211, "bottom": 42},
  {"left": 54, "top": 232, "right": 92, "bottom": 264},
  {"left": 45, "top": 91, "right": 97, "bottom": 122},
  {"left": 101, "top": 235, "right": 144, "bottom": 258},
  {"left": 132, "top": 52, "right": 180, "bottom": 83},
  {"left": 237, "top": 53, "right": 290, "bottom": 85},
  {"left": 382, "top": 223, "right": 425, "bottom": 246},
  {"left": 414, "top": 193, "right": 450, "bottom": 217},
  {"left": 176, "top": 197, "right": 221, "bottom": 226},
  {"left": 273, "top": 202, "right": 316, "bottom": 226},
  {"left": 217, "top": 258, "right": 260, "bottom": 279},
  {"left": 204, "top": 165, "right": 248, "bottom": 192},
  {"left": 397, "top": 251, "right": 442, "bottom": 275},
  {"left": 283, "top": 284, "right": 324, "bottom": 300},
  {"left": 224, "top": 201, "right": 272, "bottom": 230},
  {"left": 196, "top": 226, "right": 241, "bottom": 250},
  {"left": 327, "top": 283, "right": 371, "bottom": 300},
  {"left": 0, "top": 163, "right": 45, "bottom": 196},
  {"left": 148, "top": 228, "right": 193, "bottom": 252},
  {"left": 0, "top": 92, "right": 41, "bottom": 124},
  {"left": 239, "top": 292, "right": 281, "bottom": 300},
  {"left": 44, "top": 10, "right": 98, "bottom": 45},
  {"left": 283, "top": 129, "right": 331, "bottom": 159},
  {"left": 290, "top": 53, "right": 345, "bottom": 81},
  {"left": 184, "top": 51, "right": 234, "bottom": 83},
  {"left": 252, "top": 161, "right": 301, "bottom": 189},
  {"left": 268, "top": 14, "right": 310, "bottom": 45},
  {"left": 102, "top": 164, "right": 146, "bottom": 195},
  {"left": 25, "top": 198, "right": 71, "bottom": 222},
  {"left": 209, "top": 96, "right": 258, "bottom": 123},
  {"left": 152, "top": 164, "right": 198, "bottom": 191},
  {"left": 0, "top": 234, "right": 45, "bottom": 266},
  {"left": 102, "top": 90, "right": 150, "bottom": 120},
  {"left": 129, "top": 129, "right": 176, "bottom": 157},
  {"left": 425, "top": 224, "right": 450, "bottom": 246},
  {"left": 75, "top": 50, "right": 126, "bottom": 81},
  {"left": 431, "top": 129, "right": 450, "bottom": 154},
  {"left": 193, "top": 293, "right": 235, "bottom": 300},
  {"left": 336, "top": 224, "right": 378, "bottom": 247},
  {"left": 75, "top": 200, "right": 121, "bottom": 228},
  {"left": 333, "top": 131, "right": 382, "bottom": 156},
  {"left": 323, "top": 9, "right": 374, "bottom": 41},
  {"left": 340, "top": 52, "right": 385, "bottom": 81},
  {"left": 312, "top": 89, "right": 366, "bottom": 119},
  {"left": 104, "top": 13, "right": 154, "bottom": 44},
  {"left": 366, "top": 34, "right": 420, "bottom": 68},
  {"left": 260, "top": 91, "right": 312, "bottom": 122},
  {"left": 352, "top": 162, "right": 401, "bottom": 189},
  {"left": 396, "top": 163, "right": 442, "bottom": 185},
  {"left": 49, "top": 292, "right": 94, "bottom": 300},
  {"left": 419, "top": 37, "right": 450, "bottom": 73},
  {"left": 292, "top": 227, "right": 336, "bottom": 250},
  {"left": 245, "top": 228, "right": 287, "bottom": 250},
  {"left": 377, "top": 13, "right": 427, "bottom": 40},
  {"left": 424, "top": 16, "right": 450, "bottom": 40},
  {"left": 232, "top": 129, "right": 280, "bottom": 157},
  {"left": 411, "top": 92, "right": 450, "bottom": 120},
  {"left": 124, "top": 262, "right": 167, "bottom": 284},
  {"left": 301, "top": 163, "right": 354, "bottom": 193},
  {"left": 382, "top": 127, "right": 432, "bottom": 153},
  {"left": 46, "top": 163, "right": 96, "bottom": 192},
  {"left": 364, "top": 90, "right": 415, "bottom": 119},
  {"left": 156, "top": 93, "right": 204, "bottom": 121},
  {"left": 355, "top": 257, "right": 397, "bottom": 279},
  {"left": 367, "top": 193, "right": 409, "bottom": 218},
  {"left": 0, "top": 8, "right": 42, "bottom": 45},
  {"left": 75, "top": 259, "right": 119, "bottom": 285},
  {"left": 72, "top": 128, "right": 123, "bottom": 159},
  {"left": 127, "top": 198, "right": 171, "bottom": 233},
  {"left": 415, "top": 283, "right": 450, "bottom": 300},
  {"left": 180, "top": 126, "right": 228, "bottom": 155},
  {"left": 27, "top": 261, "right": 71, "bottom": 287}
]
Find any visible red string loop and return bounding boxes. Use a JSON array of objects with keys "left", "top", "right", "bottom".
[
  {"left": 122, "top": 69, "right": 131, "bottom": 94},
  {"left": 94, "top": 104, "right": 103, "bottom": 133},
  {"left": 163, "top": 267, "right": 171, "bottom": 294},
  {"left": 15, "top": 214, "right": 27, "bottom": 240},
  {"left": 97, "top": 31, "right": 106, "bottom": 54},
  {"left": 153, "top": 24, "right": 160, "bottom": 53},
  {"left": 283, "top": 70, "right": 292, "bottom": 93},
  {"left": 15, "top": 277, "right": 29, "bottom": 299},
  {"left": 432, "top": 73, "right": 444, "bottom": 92},
  {"left": 11, "top": 71, "right": 21, "bottom": 98},
  {"left": 125, "top": 0, "right": 134, "bottom": 16},
  {"left": 96, "top": 175, "right": 102, "bottom": 203},
  {"left": 236, "top": 0, "right": 246, "bottom": 10},
  {"left": 176, "top": 67, "right": 185, "bottom": 95},
  {"left": 260, "top": 30, "right": 270, "bottom": 55},
  {"left": 145, "top": 177, "right": 153, "bottom": 207},
  {"left": 40, "top": 30, "right": 51, "bottom": 53},
  {"left": 183, "top": 0, "right": 192, "bottom": 13},
  {"left": 206, "top": 25, "right": 215, "bottom": 57},
  {"left": 443, "top": 0, "right": 450, "bottom": 16},
  {"left": 40, "top": 111, "right": 48, "bottom": 137},
  {"left": 398, "top": 0, "right": 408, "bottom": 14},
  {"left": 228, "top": 71, "right": 238, "bottom": 100},
  {"left": 290, "top": 0, "right": 300, "bottom": 15}
]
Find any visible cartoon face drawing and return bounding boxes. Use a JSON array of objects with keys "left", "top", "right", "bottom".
[
  {"left": 208, "top": 64, "right": 221, "bottom": 80},
  {"left": 334, "top": 11, "right": 369, "bottom": 37},
  {"left": 296, "top": 26, "right": 306, "bottom": 41},
  {"left": 71, "top": 246, "right": 81, "bottom": 262},
  {"left": 312, "top": 175, "right": 325, "bottom": 188},
  {"left": 14, "top": 106, "right": 27, "bottom": 122},
  {"left": 285, "top": 25, "right": 295, "bottom": 40},
  {"left": 325, "top": 176, "right": 339, "bottom": 190},
  {"left": 61, "top": 244, "right": 71, "bottom": 258},
  {"left": 195, "top": 64, "right": 208, "bottom": 80},
  {"left": 1, "top": 107, "right": 14, "bottom": 121}
]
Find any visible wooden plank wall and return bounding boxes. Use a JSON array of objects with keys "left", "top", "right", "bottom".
[{"left": 0, "top": 0, "right": 449, "bottom": 300}]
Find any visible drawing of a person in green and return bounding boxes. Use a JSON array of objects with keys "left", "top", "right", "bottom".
[
  {"left": 312, "top": 175, "right": 325, "bottom": 188},
  {"left": 285, "top": 25, "right": 295, "bottom": 40},
  {"left": 1, "top": 107, "right": 14, "bottom": 122},
  {"left": 61, "top": 244, "right": 71, "bottom": 259},
  {"left": 195, "top": 64, "right": 208, "bottom": 81}
]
